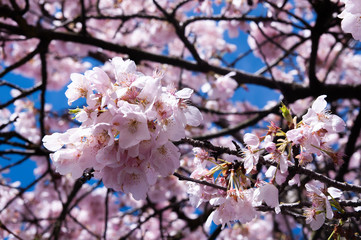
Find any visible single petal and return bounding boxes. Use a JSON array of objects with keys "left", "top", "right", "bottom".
[
  {"left": 184, "top": 105, "right": 203, "bottom": 126},
  {"left": 312, "top": 95, "right": 327, "bottom": 113},
  {"left": 175, "top": 88, "right": 193, "bottom": 99},
  {"left": 310, "top": 213, "right": 325, "bottom": 231},
  {"left": 331, "top": 115, "right": 346, "bottom": 132},
  {"left": 42, "top": 133, "right": 64, "bottom": 151},
  {"left": 244, "top": 133, "right": 259, "bottom": 147},
  {"left": 327, "top": 187, "right": 342, "bottom": 199}
]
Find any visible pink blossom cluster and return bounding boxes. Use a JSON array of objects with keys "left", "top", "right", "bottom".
[
  {"left": 248, "top": 21, "right": 296, "bottom": 62},
  {"left": 339, "top": 0, "right": 361, "bottom": 41},
  {"left": 201, "top": 72, "right": 238, "bottom": 101},
  {"left": 0, "top": 179, "right": 24, "bottom": 239},
  {"left": 186, "top": 95, "right": 346, "bottom": 228},
  {"left": 0, "top": 171, "right": 204, "bottom": 239},
  {"left": 9, "top": 89, "right": 40, "bottom": 144},
  {"left": 0, "top": 174, "right": 130, "bottom": 239},
  {"left": 287, "top": 95, "right": 346, "bottom": 165},
  {"left": 242, "top": 1, "right": 361, "bottom": 87},
  {"left": 42, "top": 57, "right": 203, "bottom": 200},
  {"left": 2, "top": 38, "right": 91, "bottom": 90},
  {"left": 303, "top": 181, "right": 342, "bottom": 231},
  {"left": 217, "top": 214, "right": 273, "bottom": 240},
  {"left": 187, "top": 146, "right": 280, "bottom": 228},
  {"left": 8, "top": 89, "right": 69, "bottom": 146}
]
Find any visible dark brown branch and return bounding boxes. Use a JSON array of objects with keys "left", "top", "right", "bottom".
[
  {"left": 0, "top": 220, "right": 23, "bottom": 240},
  {"left": 0, "top": 148, "right": 49, "bottom": 156},
  {"left": 308, "top": 0, "right": 339, "bottom": 89},
  {"left": 0, "top": 170, "right": 48, "bottom": 214},
  {"left": 208, "top": 225, "right": 222, "bottom": 240},
  {"left": 182, "top": 15, "right": 306, "bottom": 31},
  {"left": 2, "top": 22, "right": 361, "bottom": 103},
  {"left": 0, "top": 80, "right": 23, "bottom": 91},
  {"left": 173, "top": 172, "right": 227, "bottom": 191},
  {"left": 336, "top": 104, "right": 361, "bottom": 182},
  {"left": 103, "top": 188, "right": 110, "bottom": 240},
  {"left": 291, "top": 165, "right": 361, "bottom": 193},
  {"left": 0, "top": 155, "right": 29, "bottom": 173},
  {"left": 339, "top": 199, "right": 361, "bottom": 207},
  {"left": 264, "top": 0, "right": 311, "bottom": 28},
  {"left": 255, "top": 36, "right": 308, "bottom": 76},
  {"left": 50, "top": 169, "right": 93, "bottom": 240},
  {"left": 68, "top": 213, "right": 100, "bottom": 239},
  {"left": 80, "top": 0, "right": 88, "bottom": 36},
  {"left": 68, "top": 179, "right": 102, "bottom": 212},
  {"left": 119, "top": 199, "right": 188, "bottom": 240},
  {"left": 176, "top": 137, "right": 241, "bottom": 157},
  {"left": 192, "top": 103, "right": 280, "bottom": 140},
  {"left": 39, "top": 40, "right": 49, "bottom": 140},
  {"left": 0, "top": 42, "right": 42, "bottom": 78},
  {"left": 171, "top": 0, "right": 192, "bottom": 17},
  {"left": 152, "top": 0, "right": 205, "bottom": 66},
  {"left": 0, "top": 83, "right": 42, "bottom": 110}
]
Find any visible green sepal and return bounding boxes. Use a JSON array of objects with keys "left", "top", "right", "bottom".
[
  {"left": 280, "top": 102, "right": 293, "bottom": 125},
  {"left": 68, "top": 107, "right": 82, "bottom": 119},
  {"left": 68, "top": 107, "right": 81, "bottom": 115}
]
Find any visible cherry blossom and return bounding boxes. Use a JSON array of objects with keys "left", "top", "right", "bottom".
[
  {"left": 286, "top": 95, "right": 346, "bottom": 164},
  {"left": 254, "top": 183, "right": 281, "bottom": 214},
  {"left": 243, "top": 133, "right": 260, "bottom": 174},
  {"left": 339, "top": 0, "right": 361, "bottom": 41},
  {"left": 201, "top": 72, "right": 238, "bottom": 100},
  {"left": 304, "top": 180, "right": 343, "bottom": 230},
  {"left": 206, "top": 189, "right": 258, "bottom": 228},
  {"left": 42, "top": 57, "right": 203, "bottom": 200},
  {"left": 217, "top": 215, "right": 273, "bottom": 240},
  {"left": 1, "top": 0, "right": 361, "bottom": 239},
  {"left": 303, "top": 95, "right": 346, "bottom": 134}
]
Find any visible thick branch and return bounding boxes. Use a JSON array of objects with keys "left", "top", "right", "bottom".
[
  {"left": 2, "top": 22, "right": 361, "bottom": 102},
  {"left": 336, "top": 105, "right": 361, "bottom": 182},
  {"left": 192, "top": 103, "right": 280, "bottom": 140}
]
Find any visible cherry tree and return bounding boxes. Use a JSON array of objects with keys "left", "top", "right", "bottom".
[{"left": 1, "top": 0, "right": 361, "bottom": 239}]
